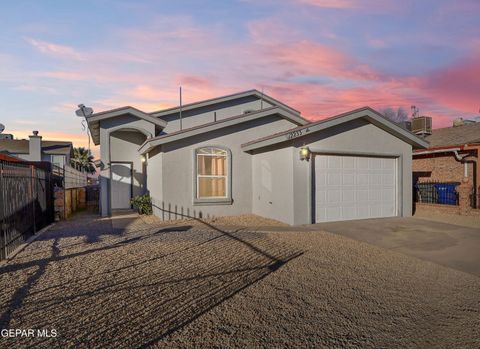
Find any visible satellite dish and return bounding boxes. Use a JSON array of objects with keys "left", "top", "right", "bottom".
[
  {"left": 0, "top": 123, "right": 5, "bottom": 133},
  {"left": 75, "top": 104, "right": 94, "bottom": 117}
]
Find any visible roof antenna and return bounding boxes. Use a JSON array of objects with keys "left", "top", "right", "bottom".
[
  {"left": 179, "top": 86, "right": 183, "bottom": 131},
  {"left": 260, "top": 87, "right": 264, "bottom": 110}
]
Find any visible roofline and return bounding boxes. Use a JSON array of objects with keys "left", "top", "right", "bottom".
[
  {"left": 150, "top": 89, "right": 303, "bottom": 118},
  {"left": 413, "top": 143, "right": 480, "bottom": 153},
  {"left": 413, "top": 148, "right": 462, "bottom": 156},
  {"left": 241, "top": 107, "right": 429, "bottom": 151},
  {"left": 139, "top": 106, "right": 308, "bottom": 154},
  {"left": 88, "top": 106, "right": 167, "bottom": 127},
  {"left": 414, "top": 145, "right": 465, "bottom": 152},
  {"left": 86, "top": 106, "right": 168, "bottom": 145}
]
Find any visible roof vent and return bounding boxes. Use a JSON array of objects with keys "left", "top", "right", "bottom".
[
  {"left": 32, "top": 130, "right": 39, "bottom": 136},
  {"left": 243, "top": 109, "right": 255, "bottom": 114}
]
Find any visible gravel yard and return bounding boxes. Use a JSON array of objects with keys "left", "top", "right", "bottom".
[{"left": 1, "top": 213, "right": 479, "bottom": 348}]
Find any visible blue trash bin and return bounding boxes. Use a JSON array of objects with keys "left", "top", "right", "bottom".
[{"left": 434, "top": 183, "right": 457, "bottom": 205}]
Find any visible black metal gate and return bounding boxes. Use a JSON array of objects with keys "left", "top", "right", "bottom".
[{"left": 0, "top": 160, "right": 54, "bottom": 260}]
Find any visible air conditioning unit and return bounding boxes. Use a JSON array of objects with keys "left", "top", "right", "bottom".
[{"left": 411, "top": 116, "right": 432, "bottom": 135}]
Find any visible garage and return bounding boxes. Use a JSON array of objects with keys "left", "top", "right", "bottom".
[
  {"left": 314, "top": 154, "right": 397, "bottom": 223},
  {"left": 242, "top": 107, "right": 429, "bottom": 225}
]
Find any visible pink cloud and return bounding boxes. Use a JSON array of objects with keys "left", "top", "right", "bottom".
[
  {"left": 292, "top": 0, "right": 402, "bottom": 12},
  {"left": 37, "top": 71, "right": 87, "bottom": 81},
  {"left": 295, "top": 0, "right": 357, "bottom": 8},
  {"left": 10, "top": 15, "right": 476, "bottom": 133},
  {"left": 177, "top": 74, "right": 213, "bottom": 88},
  {"left": 420, "top": 56, "right": 480, "bottom": 114},
  {"left": 25, "top": 38, "right": 85, "bottom": 61}
]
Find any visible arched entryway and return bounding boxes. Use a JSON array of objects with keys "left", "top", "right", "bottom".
[{"left": 108, "top": 128, "right": 150, "bottom": 211}]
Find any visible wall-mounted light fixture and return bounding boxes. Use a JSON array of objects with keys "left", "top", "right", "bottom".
[
  {"left": 299, "top": 146, "right": 311, "bottom": 161},
  {"left": 141, "top": 155, "right": 147, "bottom": 164}
]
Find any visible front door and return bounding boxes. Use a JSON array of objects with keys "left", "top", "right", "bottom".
[{"left": 111, "top": 162, "right": 132, "bottom": 209}]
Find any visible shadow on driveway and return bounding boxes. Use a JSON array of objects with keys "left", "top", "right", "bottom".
[{"left": 311, "top": 217, "right": 480, "bottom": 277}]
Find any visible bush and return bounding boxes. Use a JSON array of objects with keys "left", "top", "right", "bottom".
[{"left": 130, "top": 195, "right": 153, "bottom": 215}]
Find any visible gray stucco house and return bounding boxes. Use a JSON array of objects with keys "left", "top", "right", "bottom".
[{"left": 87, "top": 89, "right": 428, "bottom": 225}]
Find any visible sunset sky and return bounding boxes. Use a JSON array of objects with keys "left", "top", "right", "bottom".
[{"left": 1, "top": 0, "right": 479, "bottom": 156}]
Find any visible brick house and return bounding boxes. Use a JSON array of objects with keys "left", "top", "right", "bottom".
[{"left": 412, "top": 121, "right": 480, "bottom": 210}]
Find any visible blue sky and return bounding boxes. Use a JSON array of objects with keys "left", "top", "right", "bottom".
[{"left": 1, "top": 0, "right": 479, "bottom": 153}]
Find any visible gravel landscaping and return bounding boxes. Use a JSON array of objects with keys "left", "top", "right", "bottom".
[{"left": 0, "top": 213, "right": 479, "bottom": 348}]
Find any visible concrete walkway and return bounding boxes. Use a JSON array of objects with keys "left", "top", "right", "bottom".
[{"left": 312, "top": 217, "right": 480, "bottom": 277}]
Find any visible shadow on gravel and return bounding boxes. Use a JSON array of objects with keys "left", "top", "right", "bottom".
[{"left": 0, "top": 211, "right": 302, "bottom": 348}]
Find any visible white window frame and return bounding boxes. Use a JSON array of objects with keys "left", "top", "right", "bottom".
[{"left": 194, "top": 146, "right": 232, "bottom": 205}]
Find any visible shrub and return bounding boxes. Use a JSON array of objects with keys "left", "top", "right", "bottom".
[{"left": 130, "top": 194, "right": 153, "bottom": 215}]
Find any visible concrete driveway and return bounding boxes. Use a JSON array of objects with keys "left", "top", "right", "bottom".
[{"left": 312, "top": 217, "right": 480, "bottom": 277}]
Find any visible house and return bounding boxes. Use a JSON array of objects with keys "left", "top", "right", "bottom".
[
  {"left": 87, "top": 89, "right": 428, "bottom": 225},
  {"left": 412, "top": 120, "right": 480, "bottom": 208},
  {"left": 0, "top": 131, "right": 73, "bottom": 168}
]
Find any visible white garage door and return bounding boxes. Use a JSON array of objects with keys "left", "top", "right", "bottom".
[{"left": 315, "top": 155, "right": 397, "bottom": 223}]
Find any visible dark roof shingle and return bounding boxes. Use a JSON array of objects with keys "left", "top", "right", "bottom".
[{"left": 425, "top": 123, "right": 480, "bottom": 148}]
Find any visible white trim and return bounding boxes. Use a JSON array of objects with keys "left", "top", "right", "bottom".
[{"left": 196, "top": 150, "right": 228, "bottom": 200}]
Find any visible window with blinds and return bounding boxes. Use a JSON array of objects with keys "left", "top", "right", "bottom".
[{"left": 196, "top": 147, "right": 228, "bottom": 199}]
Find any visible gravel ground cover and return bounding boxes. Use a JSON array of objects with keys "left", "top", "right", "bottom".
[{"left": 0, "top": 213, "right": 479, "bottom": 348}]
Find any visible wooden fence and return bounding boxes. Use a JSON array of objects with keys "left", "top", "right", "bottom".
[{"left": 0, "top": 160, "right": 54, "bottom": 260}]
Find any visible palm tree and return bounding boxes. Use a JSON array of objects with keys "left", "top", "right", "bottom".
[{"left": 71, "top": 147, "right": 96, "bottom": 173}]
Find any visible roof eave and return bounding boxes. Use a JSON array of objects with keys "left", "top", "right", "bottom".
[
  {"left": 87, "top": 106, "right": 168, "bottom": 146},
  {"left": 139, "top": 107, "right": 304, "bottom": 154},
  {"left": 241, "top": 108, "right": 429, "bottom": 152},
  {"left": 150, "top": 89, "right": 303, "bottom": 119}
]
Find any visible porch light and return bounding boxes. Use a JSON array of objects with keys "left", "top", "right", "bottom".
[
  {"left": 141, "top": 155, "right": 147, "bottom": 163},
  {"left": 300, "top": 146, "right": 311, "bottom": 161}
]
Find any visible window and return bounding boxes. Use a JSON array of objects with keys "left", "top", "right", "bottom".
[
  {"left": 195, "top": 147, "right": 230, "bottom": 202},
  {"left": 51, "top": 155, "right": 66, "bottom": 168}
]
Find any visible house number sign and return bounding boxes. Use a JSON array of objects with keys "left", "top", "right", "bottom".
[{"left": 286, "top": 128, "right": 310, "bottom": 140}]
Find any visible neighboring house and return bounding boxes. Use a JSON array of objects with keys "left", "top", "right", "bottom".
[
  {"left": 412, "top": 121, "right": 480, "bottom": 207},
  {"left": 87, "top": 89, "right": 427, "bottom": 224},
  {"left": 0, "top": 131, "right": 73, "bottom": 168}
]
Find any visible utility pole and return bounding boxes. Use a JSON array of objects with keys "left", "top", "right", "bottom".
[{"left": 179, "top": 86, "right": 183, "bottom": 131}]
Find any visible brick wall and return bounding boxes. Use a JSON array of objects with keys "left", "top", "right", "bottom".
[{"left": 412, "top": 152, "right": 474, "bottom": 184}]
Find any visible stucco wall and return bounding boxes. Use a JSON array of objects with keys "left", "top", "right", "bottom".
[
  {"left": 147, "top": 115, "right": 295, "bottom": 220},
  {"left": 251, "top": 147, "right": 294, "bottom": 224},
  {"left": 99, "top": 115, "right": 155, "bottom": 216},
  {"left": 110, "top": 131, "right": 147, "bottom": 198},
  {"left": 159, "top": 96, "right": 273, "bottom": 134},
  {"left": 289, "top": 119, "right": 413, "bottom": 224}
]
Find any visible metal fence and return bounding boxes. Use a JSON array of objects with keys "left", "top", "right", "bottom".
[
  {"left": 414, "top": 181, "right": 460, "bottom": 206},
  {"left": 0, "top": 160, "right": 54, "bottom": 260}
]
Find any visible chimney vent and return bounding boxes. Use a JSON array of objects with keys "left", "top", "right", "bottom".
[{"left": 32, "top": 130, "right": 39, "bottom": 136}]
